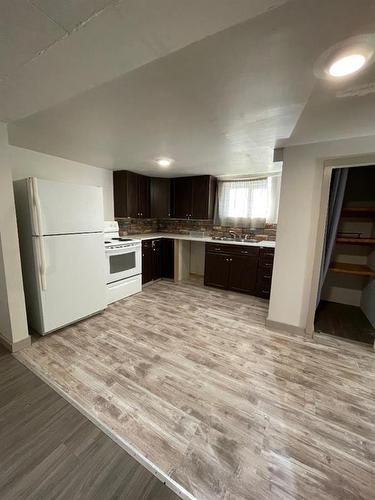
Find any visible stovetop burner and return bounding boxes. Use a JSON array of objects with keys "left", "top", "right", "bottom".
[{"left": 112, "top": 237, "right": 133, "bottom": 241}]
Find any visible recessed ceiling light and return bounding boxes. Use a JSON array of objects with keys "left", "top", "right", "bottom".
[
  {"left": 313, "top": 34, "right": 375, "bottom": 81},
  {"left": 329, "top": 54, "right": 366, "bottom": 77},
  {"left": 155, "top": 157, "right": 173, "bottom": 167}
]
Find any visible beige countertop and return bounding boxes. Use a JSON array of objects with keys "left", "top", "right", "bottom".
[{"left": 129, "top": 232, "right": 276, "bottom": 248}]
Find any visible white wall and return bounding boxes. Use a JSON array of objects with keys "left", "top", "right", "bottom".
[
  {"left": 10, "top": 145, "right": 114, "bottom": 220},
  {"left": 268, "top": 135, "right": 375, "bottom": 331},
  {"left": 0, "top": 124, "right": 29, "bottom": 345}
]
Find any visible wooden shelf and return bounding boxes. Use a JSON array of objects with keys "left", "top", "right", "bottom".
[
  {"left": 336, "top": 237, "right": 375, "bottom": 246},
  {"left": 329, "top": 262, "right": 375, "bottom": 277},
  {"left": 341, "top": 207, "right": 375, "bottom": 218}
]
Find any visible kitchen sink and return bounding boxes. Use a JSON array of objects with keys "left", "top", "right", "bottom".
[{"left": 211, "top": 236, "right": 259, "bottom": 243}]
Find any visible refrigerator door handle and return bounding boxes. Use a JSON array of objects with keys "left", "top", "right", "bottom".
[
  {"left": 30, "top": 177, "right": 43, "bottom": 236},
  {"left": 38, "top": 237, "right": 47, "bottom": 291}
]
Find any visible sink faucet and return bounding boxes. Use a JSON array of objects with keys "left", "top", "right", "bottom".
[{"left": 229, "top": 230, "right": 238, "bottom": 239}]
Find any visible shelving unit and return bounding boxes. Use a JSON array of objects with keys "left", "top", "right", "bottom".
[
  {"left": 341, "top": 207, "right": 375, "bottom": 218},
  {"left": 329, "top": 262, "right": 375, "bottom": 277},
  {"left": 331, "top": 205, "right": 375, "bottom": 279},
  {"left": 336, "top": 237, "right": 375, "bottom": 246}
]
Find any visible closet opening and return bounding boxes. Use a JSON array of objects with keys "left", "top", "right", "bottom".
[{"left": 314, "top": 166, "right": 375, "bottom": 346}]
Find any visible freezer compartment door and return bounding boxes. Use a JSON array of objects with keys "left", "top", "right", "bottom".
[
  {"left": 34, "top": 233, "right": 106, "bottom": 334},
  {"left": 29, "top": 177, "right": 104, "bottom": 235}
]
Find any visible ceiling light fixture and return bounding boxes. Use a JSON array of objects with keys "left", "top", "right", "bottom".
[
  {"left": 155, "top": 157, "right": 173, "bottom": 167},
  {"left": 313, "top": 34, "right": 375, "bottom": 81},
  {"left": 329, "top": 54, "right": 366, "bottom": 77}
]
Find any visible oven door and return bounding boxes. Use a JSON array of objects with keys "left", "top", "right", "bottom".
[{"left": 106, "top": 244, "right": 141, "bottom": 284}]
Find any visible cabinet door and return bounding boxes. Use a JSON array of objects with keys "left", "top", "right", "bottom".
[
  {"left": 172, "top": 178, "right": 192, "bottom": 218},
  {"left": 113, "top": 171, "right": 128, "bottom": 218},
  {"left": 228, "top": 255, "right": 258, "bottom": 294},
  {"left": 204, "top": 252, "right": 230, "bottom": 289},
  {"left": 138, "top": 175, "right": 150, "bottom": 218},
  {"left": 161, "top": 238, "right": 174, "bottom": 279},
  {"left": 191, "top": 175, "right": 216, "bottom": 219},
  {"left": 150, "top": 178, "right": 171, "bottom": 218},
  {"left": 142, "top": 241, "right": 153, "bottom": 284},
  {"left": 152, "top": 239, "right": 162, "bottom": 280},
  {"left": 126, "top": 171, "right": 139, "bottom": 218},
  {"left": 191, "top": 176, "right": 209, "bottom": 219}
]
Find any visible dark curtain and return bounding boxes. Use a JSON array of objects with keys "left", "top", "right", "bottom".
[{"left": 316, "top": 168, "right": 349, "bottom": 306}]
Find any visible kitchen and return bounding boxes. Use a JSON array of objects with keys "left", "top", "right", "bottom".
[
  {"left": 12, "top": 171, "right": 278, "bottom": 336},
  {"left": 111, "top": 171, "right": 278, "bottom": 302},
  {"left": 1, "top": 1, "right": 375, "bottom": 499}
]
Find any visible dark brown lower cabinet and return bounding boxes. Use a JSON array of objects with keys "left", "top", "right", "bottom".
[
  {"left": 255, "top": 248, "right": 275, "bottom": 298},
  {"left": 204, "top": 243, "right": 274, "bottom": 297},
  {"left": 161, "top": 239, "right": 174, "bottom": 279},
  {"left": 204, "top": 253, "right": 230, "bottom": 289},
  {"left": 152, "top": 239, "right": 162, "bottom": 281},
  {"left": 142, "top": 240, "right": 153, "bottom": 285},
  {"left": 228, "top": 254, "right": 258, "bottom": 294},
  {"left": 142, "top": 238, "right": 174, "bottom": 285}
]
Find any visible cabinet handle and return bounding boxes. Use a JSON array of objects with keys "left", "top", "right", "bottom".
[
  {"left": 264, "top": 275, "right": 272, "bottom": 279},
  {"left": 241, "top": 251, "right": 248, "bottom": 254}
]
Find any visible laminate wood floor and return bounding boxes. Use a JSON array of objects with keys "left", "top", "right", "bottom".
[
  {"left": 0, "top": 344, "right": 178, "bottom": 500},
  {"left": 15, "top": 280, "right": 375, "bottom": 500},
  {"left": 315, "top": 300, "right": 375, "bottom": 345}
]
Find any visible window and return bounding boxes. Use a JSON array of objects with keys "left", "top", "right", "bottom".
[{"left": 214, "top": 175, "right": 281, "bottom": 227}]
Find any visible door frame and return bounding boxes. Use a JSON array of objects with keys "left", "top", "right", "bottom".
[{"left": 305, "top": 154, "right": 375, "bottom": 337}]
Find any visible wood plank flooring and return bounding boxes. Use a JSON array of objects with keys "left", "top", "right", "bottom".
[
  {"left": 15, "top": 280, "right": 375, "bottom": 500},
  {"left": 0, "top": 344, "right": 179, "bottom": 500},
  {"left": 315, "top": 300, "right": 375, "bottom": 345}
]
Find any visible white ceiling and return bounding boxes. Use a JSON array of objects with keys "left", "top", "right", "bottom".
[
  {"left": 5, "top": 0, "right": 375, "bottom": 177},
  {"left": 0, "top": 0, "right": 287, "bottom": 121}
]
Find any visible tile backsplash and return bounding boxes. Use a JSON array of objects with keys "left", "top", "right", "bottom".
[{"left": 117, "top": 218, "right": 277, "bottom": 241}]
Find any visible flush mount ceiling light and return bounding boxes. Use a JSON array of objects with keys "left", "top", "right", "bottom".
[
  {"left": 155, "top": 157, "right": 174, "bottom": 167},
  {"left": 329, "top": 54, "right": 366, "bottom": 77},
  {"left": 314, "top": 34, "right": 375, "bottom": 80}
]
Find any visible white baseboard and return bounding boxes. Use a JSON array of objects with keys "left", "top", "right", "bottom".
[
  {"left": 0, "top": 333, "right": 31, "bottom": 352},
  {"left": 265, "top": 319, "right": 305, "bottom": 337}
]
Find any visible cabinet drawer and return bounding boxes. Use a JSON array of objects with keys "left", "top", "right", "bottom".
[
  {"left": 206, "top": 243, "right": 259, "bottom": 256},
  {"left": 259, "top": 247, "right": 274, "bottom": 264},
  {"left": 258, "top": 260, "right": 273, "bottom": 272},
  {"left": 256, "top": 288, "right": 271, "bottom": 299}
]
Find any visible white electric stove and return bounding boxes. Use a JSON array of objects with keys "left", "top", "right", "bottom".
[{"left": 104, "top": 221, "right": 142, "bottom": 304}]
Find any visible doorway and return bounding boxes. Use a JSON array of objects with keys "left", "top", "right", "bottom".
[{"left": 314, "top": 166, "right": 375, "bottom": 345}]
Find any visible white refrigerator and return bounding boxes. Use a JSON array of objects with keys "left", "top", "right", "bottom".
[{"left": 14, "top": 177, "right": 107, "bottom": 335}]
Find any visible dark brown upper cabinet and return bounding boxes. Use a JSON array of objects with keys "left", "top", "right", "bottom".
[
  {"left": 171, "top": 175, "right": 216, "bottom": 219},
  {"left": 150, "top": 177, "right": 171, "bottom": 218},
  {"left": 113, "top": 171, "right": 150, "bottom": 218},
  {"left": 171, "top": 177, "right": 193, "bottom": 218}
]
